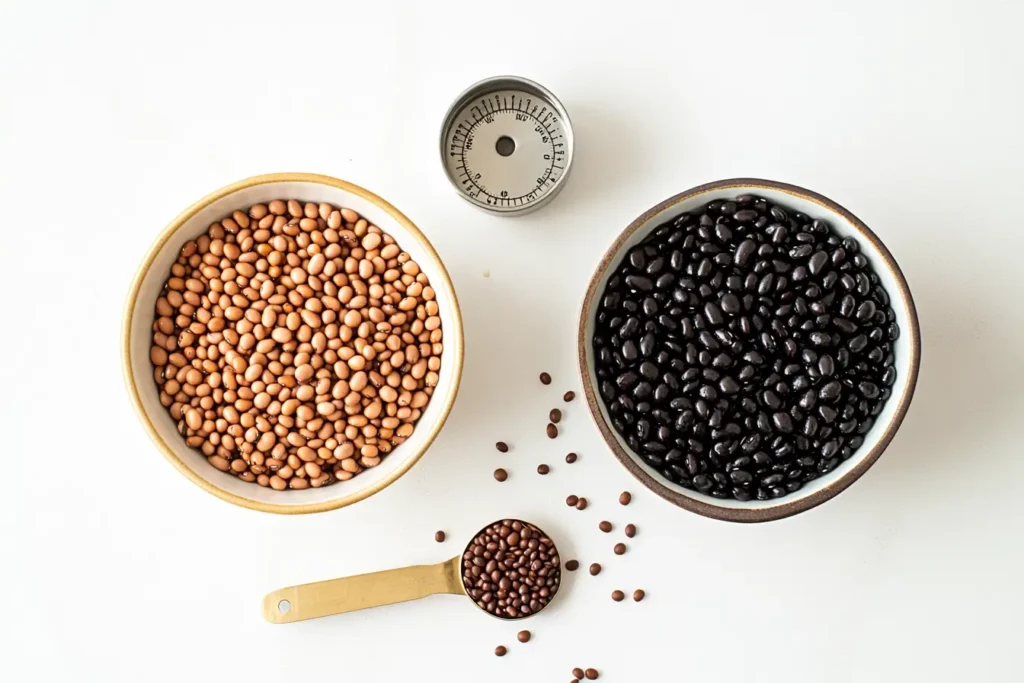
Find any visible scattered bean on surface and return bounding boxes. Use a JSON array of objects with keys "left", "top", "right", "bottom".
[
  {"left": 619, "top": 491, "right": 632, "bottom": 505},
  {"left": 494, "top": 468, "right": 508, "bottom": 482},
  {"left": 539, "top": 372, "right": 552, "bottom": 385},
  {"left": 611, "top": 590, "right": 624, "bottom": 602}
]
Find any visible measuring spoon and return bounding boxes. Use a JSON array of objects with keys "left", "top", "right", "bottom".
[{"left": 262, "top": 519, "right": 561, "bottom": 624}]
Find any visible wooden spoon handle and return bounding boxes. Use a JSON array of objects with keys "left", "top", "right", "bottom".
[{"left": 262, "top": 556, "right": 463, "bottom": 624}]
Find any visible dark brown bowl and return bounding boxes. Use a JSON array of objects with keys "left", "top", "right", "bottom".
[{"left": 577, "top": 179, "right": 921, "bottom": 523}]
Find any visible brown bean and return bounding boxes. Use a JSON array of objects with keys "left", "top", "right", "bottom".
[{"left": 152, "top": 199, "right": 440, "bottom": 491}]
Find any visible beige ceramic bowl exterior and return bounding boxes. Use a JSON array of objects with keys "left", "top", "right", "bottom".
[
  {"left": 578, "top": 179, "right": 920, "bottom": 523},
  {"left": 123, "top": 173, "right": 464, "bottom": 514}
]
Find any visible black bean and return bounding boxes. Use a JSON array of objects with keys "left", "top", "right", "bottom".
[
  {"left": 848, "top": 334, "right": 868, "bottom": 353},
  {"left": 819, "top": 381, "right": 842, "bottom": 401},
  {"left": 623, "top": 278, "right": 656, "bottom": 300},
  {"left": 639, "top": 333, "right": 656, "bottom": 357},
  {"left": 734, "top": 240, "right": 756, "bottom": 267},
  {"left": 772, "top": 412, "right": 794, "bottom": 433},
  {"left": 629, "top": 248, "right": 646, "bottom": 269},
  {"left": 592, "top": 194, "right": 898, "bottom": 502},
  {"left": 858, "top": 381, "right": 880, "bottom": 399},
  {"left": 808, "top": 251, "right": 829, "bottom": 275},
  {"left": 704, "top": 302, "right": 724, "bottom": 326},
  {"left": 720, "top": 293, "right": 741, "bottom": 314}
]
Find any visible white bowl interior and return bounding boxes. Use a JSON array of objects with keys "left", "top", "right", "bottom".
[
  {"left": 128, "top": 180, "right": 460, "bottom": 509},
  {"left": 583, "top": 186, "right": 914, "bottom": 511}
]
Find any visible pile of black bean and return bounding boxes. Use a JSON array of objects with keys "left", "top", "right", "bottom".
[{"left": 593, "top": 195, "right": 898, "bottom": 501}]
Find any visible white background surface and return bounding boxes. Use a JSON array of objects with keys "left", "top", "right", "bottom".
[{"left": 2, "top": 1, "right": 1022, "bottom": 681}]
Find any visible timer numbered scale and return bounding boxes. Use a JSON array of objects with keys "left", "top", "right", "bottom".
[{"left": 440, "top": 76, "right": 575, "bottom": 215}]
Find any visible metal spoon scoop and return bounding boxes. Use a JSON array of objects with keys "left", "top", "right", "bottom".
[{"left": 262, "top": 519, "right": 561, "bottom": 624}]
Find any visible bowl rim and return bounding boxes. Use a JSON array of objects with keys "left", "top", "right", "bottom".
[
  {"left": 576, "top": 178, "right": 921, "bottom": 523},
  {"left": 122, "top": 172, "right": 465, "bottom": 514}
]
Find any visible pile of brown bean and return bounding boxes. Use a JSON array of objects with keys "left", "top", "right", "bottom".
[
  {"left": 149, "top": 199, "right": 443, "bottom": 490},
  {"left": 461, "top": 520, "right": 561, "bottom": 619}
]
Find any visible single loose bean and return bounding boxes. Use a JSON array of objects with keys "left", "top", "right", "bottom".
[{"left": 150, "top": 199, "right": 442, "bottom": 489}]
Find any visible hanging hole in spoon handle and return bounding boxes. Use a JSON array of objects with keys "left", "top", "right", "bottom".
[{"left": 262, "top": 556, "right": 464, "bottom": 624}]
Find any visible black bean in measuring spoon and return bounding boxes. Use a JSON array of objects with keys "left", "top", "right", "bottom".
[{"left": 590, "top": 194, "right": 898, "bottom": 501}]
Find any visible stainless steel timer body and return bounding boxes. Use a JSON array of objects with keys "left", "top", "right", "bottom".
[{"left": 440, "top": 76, "right": 574, "bottom": 216}]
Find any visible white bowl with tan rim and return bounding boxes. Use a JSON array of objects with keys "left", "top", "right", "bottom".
[
  {"left": 577, "top": 179, "right": 920, "bottom": 523},
  {"left": 122, "top": 173, "right": 464, "bottom": 514}
]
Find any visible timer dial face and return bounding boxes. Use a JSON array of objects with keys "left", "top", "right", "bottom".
[{"left": 443, "top": 83, "right": 572, "bottom": 214}]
